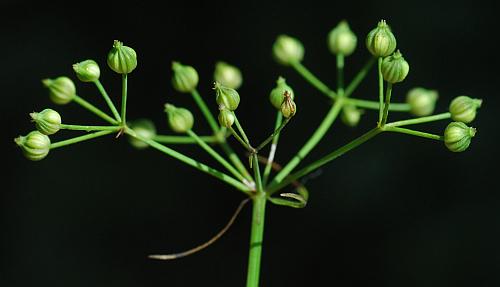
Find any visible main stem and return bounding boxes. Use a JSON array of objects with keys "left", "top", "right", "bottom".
[{"left": 246, "top": 156, "right": 266, "bottom": 287}]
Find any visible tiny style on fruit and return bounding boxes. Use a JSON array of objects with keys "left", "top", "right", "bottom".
[{"left": 15, "top": 20, "right": 482, "bottom": 287}]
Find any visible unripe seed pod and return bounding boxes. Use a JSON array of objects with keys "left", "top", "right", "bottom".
[
  {"left": 406, "top": 87, "right": 439, "bottom": 116},
  {"left": 381, "top": 50, "right": 409, "bottom": 84},
  {"left": 30, "top": 108, "right": 61, "bottom": 135},
  {"left": 214, "top": 61, "right": 242, "bottom": 90},
  {"left": 269, "top": 77, "right": 294, "bottom": 110},
  {"left": 366, "top": 20, "right": 397, "bottom": 57},
  {"left": 341, "top": 105, "right": 363, "bottom": 127},
  {"left": 172, "top": 62, "right": 199, "bottom": 93},
  {"left": 128, "top": 119, "right": 156, "bottom": 149},
  {"left": 272, "top": 35, "right": 304, "bottom": 66},
  {"left": 165, "top": 104, "right": 194, "bottom": 133},
  {"left": 328, "top": 20, "right": 357, "bottom": 56},
  {"left": 280, "top": 91, "right": 297, "bottom": 118},
  {"left": 73, "top": 59, "right": 100, "bottom": 82},
  {"left": 14, "top": 131, "right": 51, "bottom": 161},
  {"left": 107, "top": 40, "right": 137, "bottom": 74},
  {"left": 449, "top": 96, "right": 482, "bottom": 123},
  {"left": 444, "top": 122, "right": 476, "bottom": 152},
  {"left": 42, "top": 76, "right": 76, "bottom": 105},
  {"left": 218, "top": 108, "right": 235, "bottom": 128},
  {"left": 214, "top": 81, "right": 240, "bottom": 111}
]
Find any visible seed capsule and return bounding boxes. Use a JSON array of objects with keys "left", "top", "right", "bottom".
[
  {"left": 172, "top": 62, "right": 199, "bottom": 93},
  {"left": 128, "top": 119, "right": 156, "bottom": 149},
  {"left": 42, "top": 77, "right": 76, "bottom": 105},
  {"left": 341, "top": 105, "right": 363, "bottom": 127},
  {"left": 14, "top": 131, "right": 51, "bottom": 161},
  {"left": 73, "top": 59, "right": 100, "bottom": 82},
  {"left": 218, "top": 107, "right": 235, "bottom": 128},
  {"left": 214, "top": 61, "right": 243, "bottom": 90},
  {"left": 280, "top": 91, "right": 297, "bottom": 118},
  {"left": 30, "top": 108, "right": 61, "bottom": 135},
  {"left": 328, "top": 20, "right": 357, "bottom": 56},
  {"left": 406, "top": 87, "right": 439, "bottom": 116},
  {"left": 165, "top": 104, "right": 194, "bottom": 133},
  {"left": 272, "top": 35, "right": 304, "bottom": 66},
  {"left": 444, "top": 122, "right": 476, "bottom": 152},
  {"left": 449, "top": 96, "right": 482, "bottom": 123},
  {"left": 366, "top": 20, "right": 397, "bottom": 57},
  {"left": 381, "top": 50, "right": 409, "bottom": 84},
  {"left": 107, "top": 40, "right": 137, "bottom": 74},
  {"left": 214, "top": 81, "right": 240, "bottom": 111},
  {"left": 269, "top": 77, "right": 294, "bottom": 110}
]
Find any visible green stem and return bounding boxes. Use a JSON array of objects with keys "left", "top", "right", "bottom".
[
  {"left": 153, "top": 135, "right": 219, "bottom": 144},
  {"left": 269, "top": 98, "right": 345, "bottom": 186},
  {"left": 126, "top": 128, "right": 252, "bottom": 194},
  {"left": 291, "top": 61, "right": 337, "bottom": 99},
  {"left": 255, "top": 117, "right": 290, "bottom": 152},
  {"left": 94, "top": 80, "right": 121, "bottom": 122},
  {"left": 220, "top": 143, "right": 254, "bottom": 182},
  {"left": 190, "top": 90, "right": 252, "bottom": 181},
  {"left": 381, "top": 83, "right": 393, "bottom": 126},
  {"left": 59, "top": 124, "right": 121, "bottom": 132},
  {"left": 246, "top": 157, "right": 266, "bottom": 287},
  {"left": 386, "top": 112, "right": 451, "bottom": 127},
  {"left": 73, "top": 95, "right": 119, "bottom": 125},
  {"left": 262, "top": 113, "right": 283, "bottom": 186},
  {"left": 191, "top": 89, "right": 219, "bottom": 133},
  {"left": 344, "top": 98, "right": 410, "bottom": 112},
  {"left": 229, "top": 127, "right": 254, "bottom": 152},
  {"left": 337, "top": 54, "right": 344, "bottom": 97},
  {"left": 383, "top": 126, "right": 443, "bottom": 141},
  {"left": 187, "top": 130, "right": 247, "bottom": 182},
  {"left": 121, "top": 74, "right": 128, "bottom": 124},
  {"left": 268, "top": 128, "right": 382, "bottom": 194},
  {"left": 50, "top": 129, "right": 118, "bottom": 149},
  {"left": 232, "top": 112, "right": 251, "bottom": 145},
  {"left": 378, "top": 57, "right": 384, "bottom": 125},
  {"left": 344, "top": 57, "right": 376, "bottom": 97}
]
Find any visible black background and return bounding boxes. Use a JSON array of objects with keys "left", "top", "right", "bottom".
[{"left": 2, "top": 1, "right": 500, "bottom": 286}]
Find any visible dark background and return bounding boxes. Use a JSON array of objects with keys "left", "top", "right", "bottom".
[{"left": 2, "top": 1, "right": 499, "bottom": 286}]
